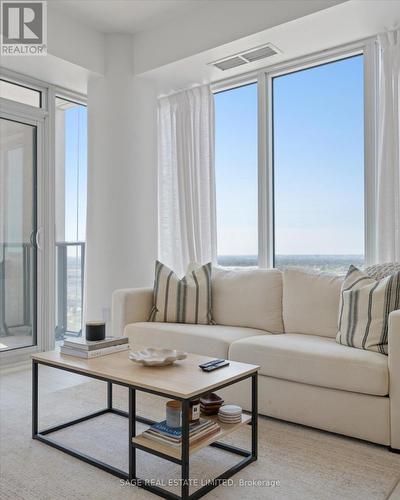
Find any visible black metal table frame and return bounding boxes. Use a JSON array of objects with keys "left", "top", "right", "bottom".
[{"left": 32, "top": 359, "right": 258, "bottom": 500}]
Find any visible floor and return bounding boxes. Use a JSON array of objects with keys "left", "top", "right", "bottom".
[
  {"left": 0, "top": 326, "right": 33, "bottom": 351},
  {"left": 1, "top": 364, "right": 400, "bottom": 500},
  {"left": 0, "top": 334, "right": 34, "bottom": 351}
]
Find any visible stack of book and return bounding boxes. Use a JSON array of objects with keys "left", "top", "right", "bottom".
[
  {"left": 60, "top": 336, "right": 129, "bottom": 358},
  {"left": 142, "top": 418, "right": 220, "bottom": 448}
]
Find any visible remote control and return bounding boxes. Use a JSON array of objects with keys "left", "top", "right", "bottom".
[
  {"left": 199, "top": 359, "right": 225, "bottom": 369},
  {"left": 201, "top": 361, "right": 230, "bottom": 372}
]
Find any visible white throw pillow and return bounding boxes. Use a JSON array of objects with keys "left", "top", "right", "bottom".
[
  {"left": 211, "top": 267, "right": 283, "bottom": 333},
  {"left": 282, "top": 268, "right": 343, "bottom": 338},
  {"left": 148, "top": 261, "right": 213, "bottom": 325},
  {"left": 336, "top": 265, "right": 400, "bottom": 354}
]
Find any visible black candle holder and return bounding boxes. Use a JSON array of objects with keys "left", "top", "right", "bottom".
[{"left": 85, "top": 321, "right": 106, "bottom": 341}]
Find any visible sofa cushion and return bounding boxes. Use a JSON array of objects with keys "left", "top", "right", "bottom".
[
  {"left": 212, "top": 267, "right": 283, "bottom": 333},
  {"left": 337, "top": 265, "right": 400, "bottom": 354},
  {"left": 229, "top": 333, "right": 388, "bottom": 396},
  {"left": 125, "top": 322, "right": 268, "bottom": 359},
  {"left": 283, "top": 268, "right": 343, "bottom": 338}
]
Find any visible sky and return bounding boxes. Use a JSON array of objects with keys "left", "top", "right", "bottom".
[
  {"left": 215, "top": 55, "right": 364, "bottom": 257},
  {"left": 64, "top": 104, "right": 87, "bottom": 244}
]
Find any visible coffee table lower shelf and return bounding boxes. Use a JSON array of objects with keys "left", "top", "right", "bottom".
[{"left": 132, "top": 414, "right": 251, "bottom": 461}]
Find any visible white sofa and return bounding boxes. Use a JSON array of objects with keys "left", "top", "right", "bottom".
[{"left": 112, "top": 267, "right": 400, "bottom": 451}]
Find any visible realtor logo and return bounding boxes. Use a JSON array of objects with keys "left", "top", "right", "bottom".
[{"left": 1, "top": 1, "right": 47, "bottom": 55}]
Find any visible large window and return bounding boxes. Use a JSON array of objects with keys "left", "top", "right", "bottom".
[
  {"left": 215, "top": 83, "right": 258, "bottom": 266},
  {"left": 273, "top": 55, "right": 364, "bottom": 273},
  {"left": 55, "top": 97, "right": 87, "bottom": 340},
  {"left": 214, "top": 52, "right": 367, "bottom": 273}
]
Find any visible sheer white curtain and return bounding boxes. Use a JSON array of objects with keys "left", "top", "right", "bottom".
[
  {"left": 376, "top": 29, "right": 400, "bottom": 262},
  {"left": 158, "top": 84, "right": 217, "bottom": 277}
]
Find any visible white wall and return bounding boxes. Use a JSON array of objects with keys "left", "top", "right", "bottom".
[
  {"left": 85, "top": 35, "right": 157, "bottom": 325},
  {"left": 0, "top": 4, "right": 105, "bottom": 94},
  {"left": 47, "top": 6, "right": 105, "bottom": 76}
]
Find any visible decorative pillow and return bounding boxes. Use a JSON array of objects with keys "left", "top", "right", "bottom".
[
  {"left": 365, "top": 262, "right": 400, "bottom": 280},
  {"left": 148, "top": 261, "right": 213, "bottom": 325},
  {"left": 336, "top": 265, "right": 400, "bottom": 354}
]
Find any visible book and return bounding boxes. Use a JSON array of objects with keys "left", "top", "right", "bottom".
[
  {"left": 189, "top": 426, "right": 220, "bottom": 445},
  {"left": 142, "top": 423, "right": 220, "bottom": 448},
  {"left": 146, "top": 423, "right": 219, "bottom": 442},
  {"left": 63, "top": 336, "right": 128, "bottom": 351},
  {"left": 141, "top": 418, "right": 220, "bottom": 449},
  {"left": 148, "top": 419, "right": 213, "bottom": 439},
  {"left": 146, "top": 421, "right": 217, "bottom": 442},
  {"left": 60, "top": 343, "right": 129, "bottom": 358}
]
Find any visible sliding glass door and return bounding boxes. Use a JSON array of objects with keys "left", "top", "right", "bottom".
[{"left": 0, "top": 118, "right": 37, "bottom": 351}]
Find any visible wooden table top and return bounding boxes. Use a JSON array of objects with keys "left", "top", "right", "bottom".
[{"left": 32, "top": 347, "right": 259, "bottom": 399}]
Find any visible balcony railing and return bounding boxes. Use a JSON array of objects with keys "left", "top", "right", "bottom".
[
  {"left": 55, "top": 242, "right": 85, "bottom": 340},
  {"left": 1, "top": 241, "right": 85, "bottom": 345},
  {"left": 0, "top": 242, "right": 35, "bottom": 338}
]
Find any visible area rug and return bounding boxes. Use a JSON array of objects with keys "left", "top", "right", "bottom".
[{"left": 1, "top": 365, "right": 399, "bottom": 500}]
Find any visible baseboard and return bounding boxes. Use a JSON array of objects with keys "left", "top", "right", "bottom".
[
  {"left": 389, "top": 446, "right": 400, "bottom": 454},
  {"left": 0, "top": 359, "right": 30, "bottom": 374}
]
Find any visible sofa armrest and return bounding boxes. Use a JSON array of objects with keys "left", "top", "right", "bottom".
[
  {"left": 112, "top": 288, "right": 153, "bottom": 337},
  {"left": 389, "top": 309, "right": 400, "bottom": 450}
]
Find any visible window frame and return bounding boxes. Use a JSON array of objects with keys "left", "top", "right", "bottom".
[
  {"left": 54, "top": 94, "right": 88, "bottom": 339},
  {"left": 211, "top": 38, "right": 378, "bottom": 268},
  {"left": 0, "top": 79, "right": 42, "bottom": 108}
]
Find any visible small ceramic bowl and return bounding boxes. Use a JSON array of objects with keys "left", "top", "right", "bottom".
[{"left": 129, "top": 347, "right": 187, "bottom": 367}]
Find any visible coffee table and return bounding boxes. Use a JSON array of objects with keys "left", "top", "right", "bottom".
[{"left": 32, "top": 347, "right": 259, "bottom": 499}]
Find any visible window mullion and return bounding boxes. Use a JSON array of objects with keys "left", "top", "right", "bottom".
[
  {"left": 257, "top": 71, "right": 274, "bottom": 269},
  {"left": 363, "top": 40, "right": 378, "bottom": 266}
]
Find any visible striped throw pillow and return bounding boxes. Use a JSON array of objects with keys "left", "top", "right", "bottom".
[
  {"left": 148, "top": 261, "right": 213, "bottom": 325},
  {"left": 336, "top": 265, "right": 400, "bottom": 354}
]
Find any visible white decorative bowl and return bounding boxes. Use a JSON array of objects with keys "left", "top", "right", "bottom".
[{"left": 129, "top": 348, "right": 187, "bottom": 367}]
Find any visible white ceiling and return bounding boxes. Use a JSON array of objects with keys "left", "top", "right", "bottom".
[
  {"left": 47, "top": 0, "right": 207, "bottom": 34},
  {"left": 145, "top": 0, "right": 400, "bottom": 95}
]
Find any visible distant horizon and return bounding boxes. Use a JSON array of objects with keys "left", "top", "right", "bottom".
[
  {"left": 217, "top": 254, "right": 364, "bottom": 273},
  {"left": 218, "top": 253, "right": 364, "bottom": 257}
]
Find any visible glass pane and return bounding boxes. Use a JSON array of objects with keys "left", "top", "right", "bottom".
[
  {"left": 273, "top": 55, "right": 364, "bottom": 273},
  {"left": 215, "top": 83, "right": 258, "bottom": 267},
  {"left": 0, "top": 80, "right": 41, "bottom": 108},
  {"left": 55, "top": 97, "right": 87, "bottom": 340},
  {"left": 0, "top": 118, "right": 37, "bottom": 351}
]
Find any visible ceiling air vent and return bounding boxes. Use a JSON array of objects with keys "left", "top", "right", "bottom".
[
  {"left": 210, "top": 43, "right": 280, "bottom": 71},
  {"left": 241, "top": 45, "right": 278, "bottom": 62},
  {"left": 213, "top": 56, "right": 247, "bottom": 71}
]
